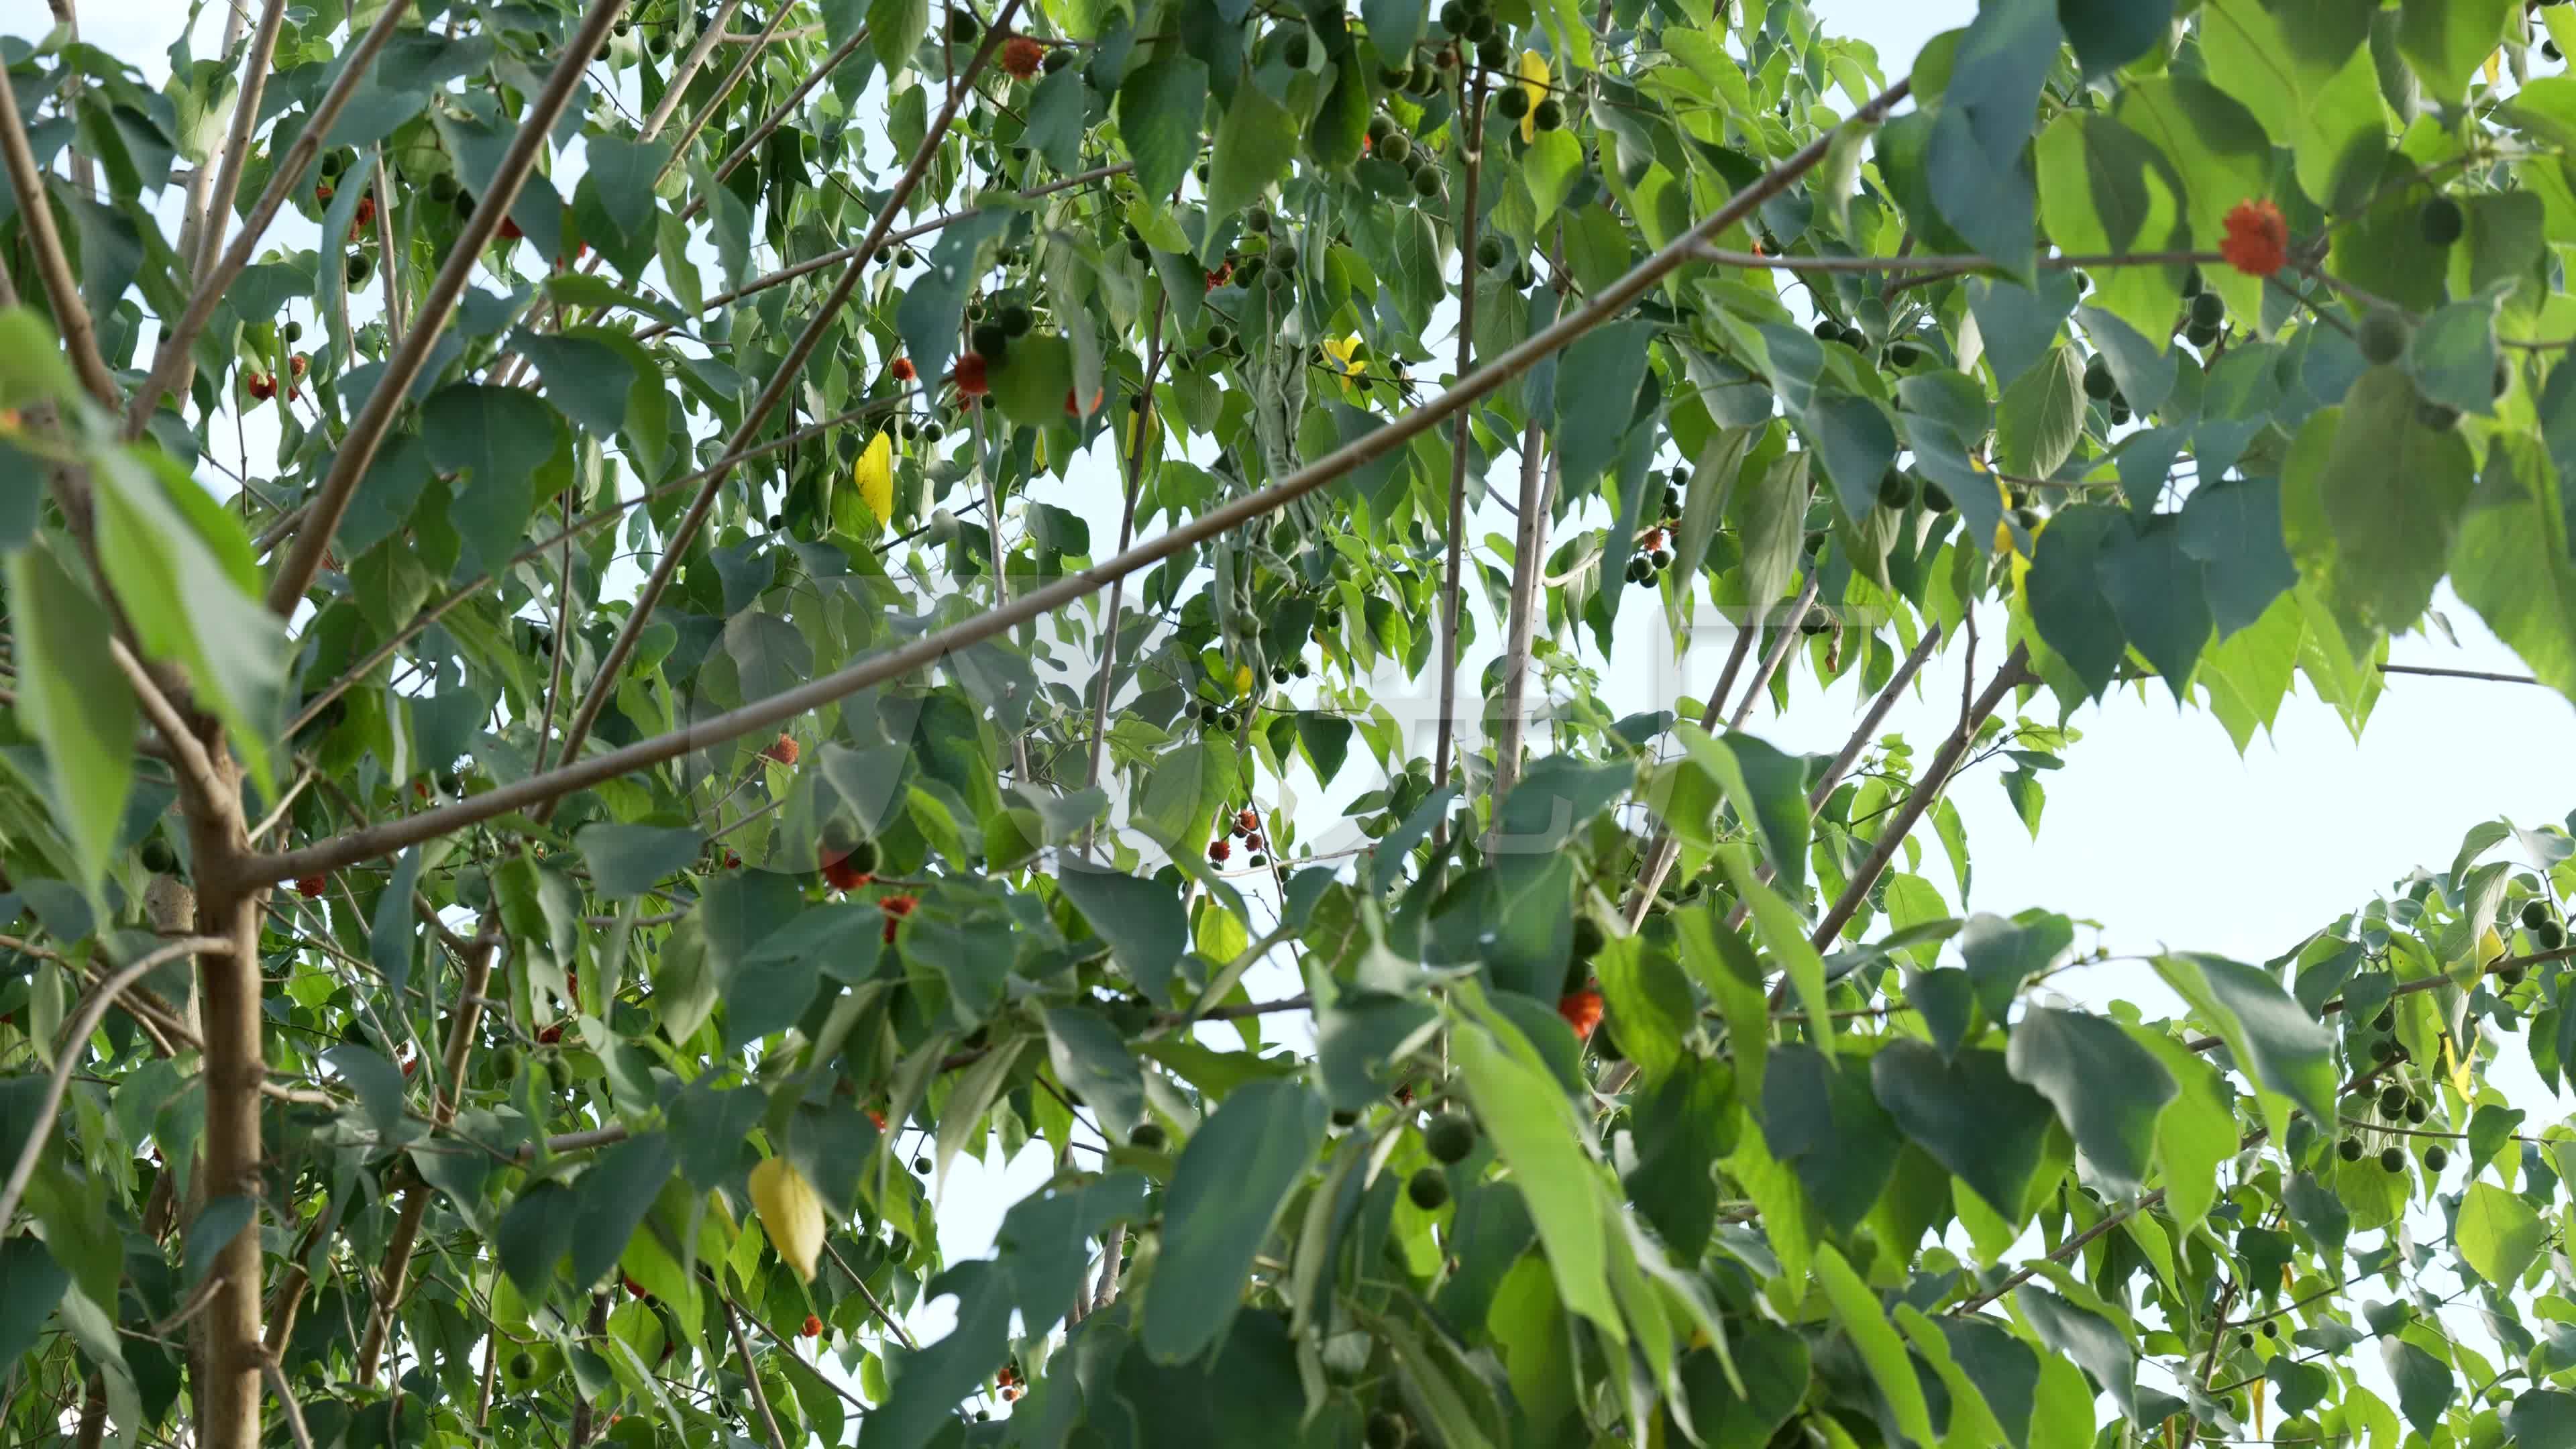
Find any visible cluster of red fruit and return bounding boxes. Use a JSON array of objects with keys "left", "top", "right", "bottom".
[
  {"left": 996, "top": 1362, "right": 1024, "bottom": 1401},
  {"left": 1556, "top": 986, "right": 1603, "bottom": 1039},
  {"left": 1208, "top": 807, "right": 1270, "bottom": 869},
  {"left": 245, "top": 353, "right": 309, "bottom": 403},
  {"left": 889, "top": 356, "right": 917, "bottom": 383},
  {"left": 998, "top": 34, "right": 1046, "bottom": 80},
  {"left": 293, "top": 873, "right": 326, "bottom": 898}
]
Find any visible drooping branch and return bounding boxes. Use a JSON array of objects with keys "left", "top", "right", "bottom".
[
  {"left": 264, "top": 0, "right": 631, "bottom": 613},
  {"left": 124, "top": 0, "right": 417, "bottom": 437},
  {"left": 1807, "top": 642, "right": 2030, "bottom": 949},
  {"left": 539, "top": 1, "right": 1028, "bottom": 799},
  {"left": 244, "top": 78, "right": 1918, "bottom": 884}
]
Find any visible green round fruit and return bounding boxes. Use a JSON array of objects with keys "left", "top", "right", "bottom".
[
  {"left": 2190, "top": 290, "right": 2226, "bottom": 329},
  {"left": 1330, "top": 1108, "right": 1360, "bottom": 1128},
  {"left": 2404, "top": 1099, "right": 2427, "bottom": 1124},
  {"left": 1412, "top": 168, "right": 1442, "bottom": 199},
  {"left": 2379, "top": 1145, "right": 2405, "bottom": 1173},
  {"left": 1532, "top": 97, "right": 1563, "bottom": 130},
  {"left": 140, "top": 838, "right": 177, "bottom": 873},
  {"left": 2371, "top": 1036, "right": 2399, "bottom": 1062},
  {"left": 2357, "top": 307, "right": 2412, "bottom": 366},
  {"left": 914, "top": 1155, "right": 932, "bottom": 1174},
  {"left": 1199, "top": 702, "right": 1221, "bottom": 724},
  {"left": 2420, "top": 195, "right": 2463, "bottom": 247},
  {"left": 2379, "top": 1084, "right": 2408, "bottom": 1117},
  {"left": 509, "top": 1351, "right": 536, "bottom": 1380},
  {"left": 2373, "top": 1006, "right": 2395, "bottom": 1031},
  {"left": 1001, "top": 305, "right": 1033, "bottom": 336},
  {"left": 2424, "top": 1144, "right": 2449, "bottom": 1171},
  {"left": 2522, "top": 900, "right": 2550, "bottom": 930},
  {"left": 1878, "top": 469, "right": 1915, "bottom": 508},
  {"left": 2083, "top": 361, "right": 2116, "bottom": 399},
  {"left": 1923, "top": 482, "right": 1953, "bottom": 513},
  {"left": 1218, "top": 710, "right": 1240, "bottom": 731},
  {"left": 493, "top": 1046, "right": 522, "bottom": 1079},
  {"left": 947, "top": 11, "right": 978, "bottom": 42},
  {"left": 2185, "top": 321, "right": 2220, "bottom": 350},
  {"left": 1497, "top": 86, "right": 1530, "bottom": 119},
  {"left": 1379, "top": 132, "right": 1412, "bottom": 165},
  {"left": 1477, "top": 235, "right": 1505, "bottom": 270},
  {"left": 2263, "top": 1321, "right": 2278, "bottom": 1339},
  {"left": 1270, "top": 239, "right": 1299, "bottom": 270},
  {"left": 1649, "top": 547, "right": 1673, "bottom": 570},
  {"left": 971, "top": 321, "right": 1009, "bottom": 358},
  {"left": 1888, "top": 341, "right": 1922, "bottom": 367},
  {"left": 2182, "top": 267, "right": 2204, "bottom": 299},
  {"left": 1247, "top": 206, "right": 1272, "bottom": 232},
  {"left": 1128, "top": 1121, "right": 1167, "bottom": 1150},
  {"left": 1284, "top": 31, "right": 1311, "bottom": 68},
  {"left": 1425, "top": 1114, "right": 1477, "bottom": 1164},
  {"left": 1405, "top": 1167, "right": 1450, "bottom": 1210},
  {"left": 2337, "top": 1135, "right": 2361, "bottom": 1162},
  {"left": 550, "top": 1059, "right": 574, "bottom": 1091},
  {"left": 1043, "top": 46, "right": 1074, "bottom": 72},
  {"left": 1365, "top": 1411, "right": 1409, "bottom": 1449}
]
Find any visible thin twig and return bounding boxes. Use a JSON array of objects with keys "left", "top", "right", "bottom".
[
  {"left": 1431, "top": 71, "right": 1489, "bottom": 837},
  {"left": 0, "top": 54, "right": 117, "bottom": 405},
  {"left": 1081, "top": 292, "right": 1169, "bottom": 822}
]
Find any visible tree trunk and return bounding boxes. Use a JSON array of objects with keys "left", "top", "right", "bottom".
[{"left": 185, "top": 749, "right": 267, "bottom": 1449}]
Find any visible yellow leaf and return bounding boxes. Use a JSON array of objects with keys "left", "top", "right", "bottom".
[
  {"left": 748, "top": 1157, "right": 824, "bottom": 1282},
  {"left": 851, "top": 431, "right": 894, "bottom": 536},
  {"left": 1127, "top": 398, "right": 1158, "bottom": 461},
  {"left": 1517, "top": 51, "right": 1552, "bottom": 144},
  {"left": 2487, "top": 49, "right": 2502, "bottom": 85},
  {"left": 1233, "top": 662, "right": 1254, "bottom": 698}
]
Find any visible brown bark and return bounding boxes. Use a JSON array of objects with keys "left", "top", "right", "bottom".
[{"left": 185, "top": 750, "right": 268, "bottom": 1449}]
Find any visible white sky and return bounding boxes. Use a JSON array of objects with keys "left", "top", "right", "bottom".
[{"left": 20, "top": 0, "right": 2576, "bottom": 1430}]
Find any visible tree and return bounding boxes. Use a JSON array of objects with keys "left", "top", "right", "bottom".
[{"left": 3, "top": 0, "right": 2575, "bottom": 1444}]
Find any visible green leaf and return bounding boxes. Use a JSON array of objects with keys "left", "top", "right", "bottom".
[
  {"left": 497, "top": 1181, "right": 579, "bottom": 1298},
  {"left": 1731, "top": 449, "right": 1809, "bottom": 612},
  {"left": 6, "top": 543, "right": 135, "bottom": 889},
  {"left": 1674, "top": 727, "right": 1811, "bottom": 899},
  {"left": 1451, "top": 1006, "right": 1624, "bottom": 1344},
  {"left": 2039, "top": 117, "right": 2190, "bottom": 343},
  {"left": 2153, "top": 953, "right": 2338, "bottom": 1126},
  {"left": 2408, "top": 300, "right": 2500, "bottom": 416},
  {"left": 2097, "top": 511, "right": 2212, "bottom": 697},
  {"left": 1714, "top": 849, "right": 1833, "bottom": 1044},
  {"left": 2455, "top": 1180, "right": 2544, "bottom": 1287},
  {"left": 2507, "top": 1391, "right": 2576, "bottom": 1449},
  {"left": 1140, "top": 1079, "right": 1324, "bottom": 1362},
  {"left": 91, "top": 450, "right": 286, "bottom": 793},
  {"left": 1022, "top": 66, "right": 1087, "bottom": 174},
  {"left": 1759, "top": 1043, "right": 1902, "bottom": 1233},
  {"left": 2200, "top": 0, "right": 2384, "bottom": 208},
  {"left": 576, "top": 823, "right": 704, "bottom": 899},
  {"left": 1554, "top": 322, "right": 1655, "bottom": 495},
  {"left": 2449, "top": 435, "right": 2576, "bottom": 701},
  {"left": 0, "top": 1236, "right": 66, "bottom": 1368},
  {"left": 1924, "top": 0, "right": 2060, "bottom": 277},
  {"left": 2058, "top": 0, "right": 2172, "bottom": 74},
  {"left": 1307, "top": 58, "right": 1370, "bottom": 169},
  {"left": 2110, "top": 77, "right": 2272, "bottom": 323},
  {"left": 422, "top": 383, "right": 564, "bottom": 573},
  {"left": 2381, "top": 1338, "right": 2455, "bottom": 1434},
  {"left": 1205, "top": 83, "right": 1296, "bottom": 226},
  {"left": 512, "top": 331, "right": 637, "bottom": 439},
  {"left": 580, "top": 133, "right": 669, "bottom": 246},
  {"left": 1995, "top": 345, "right": 2085, "bottom": 478},
  {"left": 2076, "top": 306, "right": 2176, "bottom": 416},
  {"left": 1042, "top": 1006, "right": 1144, "bottom": 1142},
  {"left": 1813, "top": 1243, "right": 1938, "bottom": 1449},
  {"left": 1118, "top": 54, "right": 1208, "bottom": 201},
  {"left": 1803, "top": 391, "right": 1899, "bottom": 522},
  {"left": 2018, "top": 1288, "right": 2137, "bottom": 1419},
  {"left": 2004, "top": 1008, "right": 2176, "bottom": 1195},
  {"left": 2023, "top": 505, "right": 2127, "bottom": 700},
  {"left": 867, "top": 0, "right": 927, "bottom": 78},
  {"left": 2398, "top": 0, "right": 2516, "bottom": 105},
  {"left": 570, "top": 1133, "right": 677, "bottom": 1291},
  {"left": 1870, "top": 1041, "right": 2058, "bottom": 1220},
  {"left": 2127, "top": 1028, "right": 2237, "bottom": 1235}
]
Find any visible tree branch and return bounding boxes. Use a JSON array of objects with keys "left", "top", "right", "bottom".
[
  {"left": 1431, "top": 72, "right": 1487, "bottom": 837},
  {"left": 1490, "top": 423, "right": 1554, "bottom": 808},
  {"left": 540, "top": 0, "right": 1028, "bottom": 801},
  {"left": 1083, "top": 292, "right": 1169, "bottom": 816},
  {"left": 639, "top": 0, "right": 748, "bottom": 141},
  {"left": 1807, "top": 643, "right": 2029, "bottom": 949},
  {"left": 0, "top": 53, "right": 119, "bottom": 407},
  {"left": 264, "top": 0, "right": 628, "bottom": 612},
  {"left": 242, "top": 78, "right": 1917, "bottom": 884},
  {"left": 124, "top": 0, "right": 417, "bottom": 437},
  {"left": 186, "top": 0, "right": 288, "bottom": 279}
]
